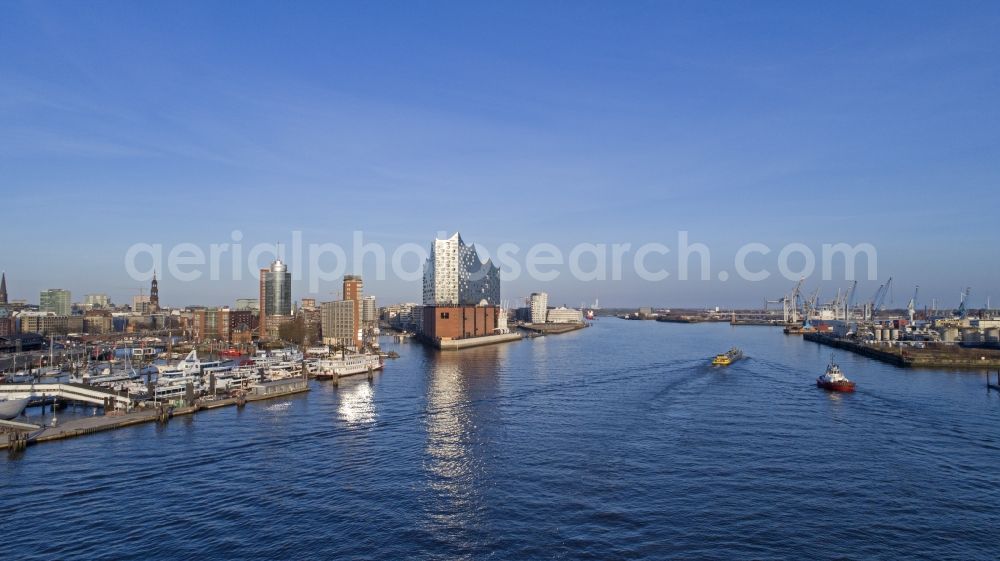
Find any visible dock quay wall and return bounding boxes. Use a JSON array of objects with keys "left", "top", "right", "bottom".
[{"left": 803, "top": 333, "right": 1000, "bottom": 368}]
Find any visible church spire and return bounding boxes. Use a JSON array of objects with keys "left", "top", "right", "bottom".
[
  {"left": 0, "top": 271, "right": 7, "bottom": 305},
  {"left": 150, "top": 270, "right": 159, "bottom": 311}
]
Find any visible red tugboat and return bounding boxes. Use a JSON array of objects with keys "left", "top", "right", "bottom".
[{"left": 816, "top": 361, "right": 856, "bottom": 392}]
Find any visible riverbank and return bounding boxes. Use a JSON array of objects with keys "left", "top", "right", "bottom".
[{"left": 803, "top": 332, "right": 1000, "bottom": 368}]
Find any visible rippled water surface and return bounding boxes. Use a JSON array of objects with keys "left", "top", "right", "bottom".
[{"left": 4, "top": 320, "right": 1000, "bottom": 560}]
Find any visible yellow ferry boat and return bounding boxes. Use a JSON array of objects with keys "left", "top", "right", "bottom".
[{"left": 711, "top": 347, "right": 744, "bottom": 366}]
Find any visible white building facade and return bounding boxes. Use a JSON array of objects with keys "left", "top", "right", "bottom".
[
  {"left": 529, "top": 292, "right": 548, "bottom": 324},
  {"left": 422, "top": 232, "right": 500, "bottom": 306},
  {"left": 547, "top": 306, "right": 583, "bottom": 324}
]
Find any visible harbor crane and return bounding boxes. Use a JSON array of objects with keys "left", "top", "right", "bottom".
[
  {"left": 826, "top": 287, "right": 844, "bottom": 320},
  {"left": 764, "top": 297, "right": 783, "bottom": 316},
  {"left": 957, "top": 287, "right": 971, "bottom": 320},
  {"left": 782, "top": 278, "right": 805, "bottom": 324},
  {"left": 863, "top": 276, "right": 893, "bottom": 322},
  {"left": 802, "top": 288, "right": 820, "bottom": 326},
  {"left": 874, "top": 276, "right": 893, "bottom": 313},
  {"left": 844, "top": 280, "right": 858, "bottom": 322},
  {"left": 907, "top": 285, "right": 919, "bottom": 324}
]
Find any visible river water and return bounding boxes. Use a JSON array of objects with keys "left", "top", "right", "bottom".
[{"left": 3, "top": 320, "right": 1000, "bottom": 560}]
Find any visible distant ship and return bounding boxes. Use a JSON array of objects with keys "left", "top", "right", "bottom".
[
  {"left": 816, "top": 362, "right": 856, "bottom": 392},
  {"left": 585, "top": 309, "right": 596, "bottom": 321},
  {"left": 712, "top": 348, "right": 744, "bottom": 366},
  {"left": 783, "top": 323, "right": 818, "bottom": 335}
]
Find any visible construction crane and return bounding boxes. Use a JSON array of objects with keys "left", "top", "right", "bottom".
[
  {"left": 114, "top": 286, "right": 146, "bottom": 309},
  {"left": 907, "top": 285, "right": 919, "bottom": 324},
  {"left": 957, "top": 287, "right": 971, "bottom": 320}
]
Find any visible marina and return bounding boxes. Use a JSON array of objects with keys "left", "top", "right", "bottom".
[
  {"left": 0, "top": 344, "right": 386, "bottom": 450},
  {"left": 0, "top": 376, "right": 312, "bottom": 451}
]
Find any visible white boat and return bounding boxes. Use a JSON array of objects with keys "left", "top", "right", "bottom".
[
  {"left": 111, "top": 380, "right": 150, "bottom": 397},
  {"left": 76, "top": 364, "right": 141, "bottom": 387},
  {"left": 6, "top": 372, "right": 37, "bottom": 384},
  {"left": 201, "top": 365, "right": 234, "bottom": 379},
  {"left": 152, "top": 383, "right": 194, "bottom": 401},
  {"left": 155, "top": 350, "right": 231, "bottom": 377},
  {"left": 0, "top": 396, "right": 30, "bottom": 420},
  {"left": 152, "top": 372, "right": 203, "bottom": 401},
  {"left": 206, "top": 365, "right": 261, "bottom": 392},
  {"left": 251, "top": 352, "right": 284, "bottom": 370},
  {"left": 253, "top": 348, "right": 304, "bottom": 363},
  {"left": 315, "top": 353, "right": 383, "bottom": 379},
  {"left": 262, "top": 363, "right": 299, "bottom": 381}
]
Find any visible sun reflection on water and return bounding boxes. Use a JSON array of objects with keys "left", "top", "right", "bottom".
[
  {"left": 421, "top": 346, "right": 506, "bottom": 549},
  {"left": 337, "top": 380, "right": 376, "bottom": 426}
]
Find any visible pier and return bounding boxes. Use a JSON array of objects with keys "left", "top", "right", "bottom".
[
  {"left": 425, "top": 332, "right": 523, "bottom": 350},
  {"left": 520, "top": 323, "right": 588, "bottom": 335},
  {"left": 0, "top": 382, "right": 132, "bottom": 410},
  {"left": 415, "top": 331, "right": 523, "bottom": 350},
  {"left": 988, "top": 371, "right": 1000, "bottom": 392},
  {"left": 1, "top": 379, "right": 310, "bottom": 452}
]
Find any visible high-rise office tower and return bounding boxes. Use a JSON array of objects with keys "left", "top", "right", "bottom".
[
  {"left": 343, "top": 275, "right": 363, "bottom": 348},
  {"left": 260, "top": 259, "right": 292, "bottom": 339},
  {"left": 40, "top": 289, "right": 71, "bottom": 316}
]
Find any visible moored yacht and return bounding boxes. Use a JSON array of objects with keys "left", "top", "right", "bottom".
[
  {"left": 0, "top": 396, "right": 30, "bottom": 420},
  {"left": 314, "top": 352, "right": 383, "bottom": 379}
]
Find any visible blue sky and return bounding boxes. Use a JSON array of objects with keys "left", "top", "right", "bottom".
[{"left": 1, "top": 1, "right": 998, "bottom": 309}]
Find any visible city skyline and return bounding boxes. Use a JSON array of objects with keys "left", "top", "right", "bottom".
[{"left": 1, "top": 2, "right": 998, "bottom": 307}]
